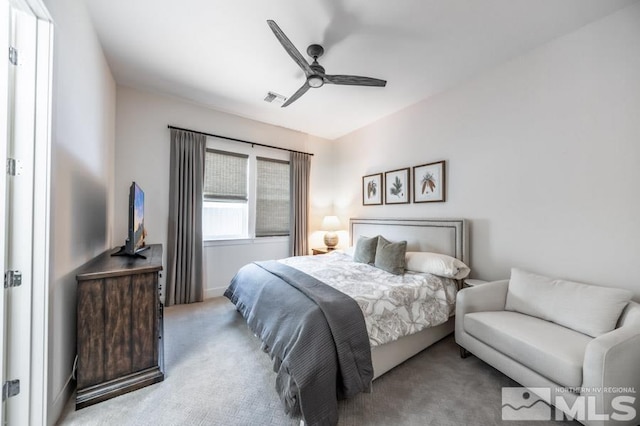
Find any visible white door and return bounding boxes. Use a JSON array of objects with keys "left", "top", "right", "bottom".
[
  {"left": 1, "top": 0, "right": 52, "bottom": 424},
  {"left": 3, "top": 3, "right": 37, "bottom": 425},
  {"left": 0, "top": 0, "right": 10, "bottom": 422}
]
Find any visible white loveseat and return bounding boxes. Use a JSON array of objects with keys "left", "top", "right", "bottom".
[{"left": 456, "top": 268, "right": 640, "bottom": 426}]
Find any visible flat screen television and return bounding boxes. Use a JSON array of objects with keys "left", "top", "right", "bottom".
[{"left": 113, "top": 182, "right": 149, "bottom": 258}]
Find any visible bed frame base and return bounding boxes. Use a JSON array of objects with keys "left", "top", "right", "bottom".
[{"left": 371, "top": 316, "right": 455, "bottom": 380}]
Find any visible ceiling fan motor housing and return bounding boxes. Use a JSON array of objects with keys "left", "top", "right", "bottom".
[{"left": 308, "top": 62, "right": 326, "bottom": 88}]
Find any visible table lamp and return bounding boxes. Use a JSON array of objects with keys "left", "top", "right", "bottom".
[{"left": 321, "top": 215, "right": 340, "bottom": 248}]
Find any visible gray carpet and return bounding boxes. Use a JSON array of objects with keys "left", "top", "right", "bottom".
[{"left": 57, "top": 298, "right": 577, "bottom": 425}]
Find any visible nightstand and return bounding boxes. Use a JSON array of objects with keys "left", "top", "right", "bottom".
[
  {"left": 312, "top": 247, "right": 338, "bottom": 255},
  {"left": 464, "top": 279, "right": 488, "bottom": 288}
]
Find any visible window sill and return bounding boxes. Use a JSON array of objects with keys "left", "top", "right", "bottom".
[{"left": 203, "top": 236, "right": 289, "bottom": 247}]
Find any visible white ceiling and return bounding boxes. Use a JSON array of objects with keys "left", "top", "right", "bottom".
[{"left": 84, "top": 0, "right": 636, "bottom": 140}]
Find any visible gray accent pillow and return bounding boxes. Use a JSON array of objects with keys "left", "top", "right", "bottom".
[
  {"left": 353, "top": 236, "right": 379, "bottom": 264},
  {"left": 374, "top": 236, "right": 407, "bottom": 275}
]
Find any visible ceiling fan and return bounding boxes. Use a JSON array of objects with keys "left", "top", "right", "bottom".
[{"left": 267, "top": 20, "right": 387, "bottom": 107}]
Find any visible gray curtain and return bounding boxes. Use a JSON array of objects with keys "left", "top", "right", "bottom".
[
  {"left": 166, "top": 129, "right": 205, "bottom": 305},
  {"left": 290, "top": 152, "right": 311, "bottom": 256}
]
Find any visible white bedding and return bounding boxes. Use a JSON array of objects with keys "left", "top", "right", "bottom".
[{"left": 279, "top": 252, "right": 458, "bottom": 346}]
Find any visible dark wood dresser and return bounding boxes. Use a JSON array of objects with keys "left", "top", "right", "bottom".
[{"left": 75, "top": 244, "right": 164, "bottom": 409}]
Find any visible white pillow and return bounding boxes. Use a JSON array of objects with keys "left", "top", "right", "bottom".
[
  {"left": 404, "top": 252, "right": 470, "bottom": 279},
  {"left": 341, "top": 246, "right": 355, "bottom": 256},
  {"left": 505, "top": 268, "right": 632, "bottom": 338}
]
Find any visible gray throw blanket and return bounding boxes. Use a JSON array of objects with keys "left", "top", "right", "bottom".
[{"left": 224, "top": 260, "right": 373, "bottom": 426}]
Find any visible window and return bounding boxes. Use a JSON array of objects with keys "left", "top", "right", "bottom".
[
  {"left": 203, "top": 143, "right": 290, "bottom": 240},
  {"left": 256, "top": 157, "right": 290, "bottom": 237},
  {"left": 203, "top": 149, "right": 249, "bottom": 239}
]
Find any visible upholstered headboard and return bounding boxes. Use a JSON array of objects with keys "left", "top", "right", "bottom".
[{"left": 349, "top": 218, "right": 469, "bottom": 267}]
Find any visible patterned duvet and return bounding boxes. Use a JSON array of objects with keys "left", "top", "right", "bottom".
[{"left": 279, "top": 252, "right": 458, "bottom": 346}]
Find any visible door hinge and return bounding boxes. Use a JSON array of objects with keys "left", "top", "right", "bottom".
[
  {"left": 9, "top": 46, "right": 18, "bottom": 66},
  {"left": 4, "top": 270, "right": 22, "bottom": 288},
  {"left": 2, "top": 380, "right": 20, "bottom": 401},
  {"left": 6, "top": 158, "right": 22, "bottom": 176}
]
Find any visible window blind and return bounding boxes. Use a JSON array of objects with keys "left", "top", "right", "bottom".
[
  {"left": 256, "top": 157, "right": 290, "bottom": 237},
  {"left": 203, "top": 149, "right": 248, "bottom": 201}
]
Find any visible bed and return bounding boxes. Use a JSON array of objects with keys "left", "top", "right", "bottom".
[
  {"left": 347, "top": 218, "right": 468, "bottom": 378},
  {"left": 224, "top": 218, "right": 468, "bottom": 426}
]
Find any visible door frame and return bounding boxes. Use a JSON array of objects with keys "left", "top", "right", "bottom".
[
  {"left": 30, "top": 10, "right": 53, "bottom": 426},
  {"left": 0, "top": 1, "right": 10, "bottom": 419},
  {"left": 1, "top": 0, "right": 52, "bottom": 424}
]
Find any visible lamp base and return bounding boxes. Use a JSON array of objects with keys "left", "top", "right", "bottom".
[{"left": 324, "top": 231, "right": 338, "bottom": 248}]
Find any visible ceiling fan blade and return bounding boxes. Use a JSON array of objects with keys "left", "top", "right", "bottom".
[
  {"left": 267, "top": 20, "right": 313, "bottom": 76},
  {"left": 324, "top": 74, "right": 387, "bottom": 87},
  {"left": 282, "top": 83, "right": 310, "bottom": 107}
]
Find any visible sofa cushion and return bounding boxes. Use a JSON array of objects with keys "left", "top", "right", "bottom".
[
  {"left": 505, "top": 268, "right": 632, "bottom": 338},
  {"left": 464, "top": 311, "right": 592, "bottom": 388}
]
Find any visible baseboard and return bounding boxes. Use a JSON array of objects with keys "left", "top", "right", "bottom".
[
  {"left": 49, "top": 373, "right": 74, "bottom": 426},
  {"left": 205, "top": 286, "right": 226, "bottom": 299},
  {"left": 76, "top": 367, "right": 164, "bottom": 409}
]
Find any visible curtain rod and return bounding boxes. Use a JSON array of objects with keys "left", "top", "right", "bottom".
[{"left": 167, "top": 125, "right": 314, "bottom": 156}]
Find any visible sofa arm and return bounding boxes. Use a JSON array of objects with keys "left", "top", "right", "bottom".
[
  {"left": 455, "top": 280, "right": 509, "bottom": 351},
  {"left": 455, "top": 279, "right": 509, "bottom": 318},
  {"left": 582, "top": 302, "right": 640, "bottom": 425}
]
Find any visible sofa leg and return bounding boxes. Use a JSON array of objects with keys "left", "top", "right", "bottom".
[{"left": 459, "top": 346, "right": 470, "bottom": 359}]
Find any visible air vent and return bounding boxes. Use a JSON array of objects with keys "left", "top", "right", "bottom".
[{"left": 264, "top": 91, "right": 286, "bottom": 105}]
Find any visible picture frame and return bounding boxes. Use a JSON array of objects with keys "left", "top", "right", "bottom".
[
  {"left": 384, "top": 168, "right": 410, "bottom": 204},
  {"left": 413, "top": 160, "right": 446, "bottom": 203},
  {"left": 362, "top": 173, "right": 383, "bottom": 205}
]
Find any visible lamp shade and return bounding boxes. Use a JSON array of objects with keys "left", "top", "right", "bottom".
[{"left": 321, "top": 216, "right": 340, "bottom": 231}]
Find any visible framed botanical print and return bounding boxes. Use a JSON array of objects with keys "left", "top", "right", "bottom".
[
  {"left": 362, "top": 173, "right": 383, "bottom": 205},
  {"left": 413, "top": 160, "right": 446, "bottom": 203},
  {"left": 384, "top": 168, "right": 410, "bottom": 204}
]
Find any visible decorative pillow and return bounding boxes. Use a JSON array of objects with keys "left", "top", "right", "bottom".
[
  {"left": 353, "top": 236, "right": 378, "bottom": 264},
  {"left": 405, "top": 252, "right": 470, "bottom": 279},
  {"left": 374, "top": 236, "right": 407, "bottom": 275},
  {"left": 505, "top": 268, "right": 632, "bottom": 338}
]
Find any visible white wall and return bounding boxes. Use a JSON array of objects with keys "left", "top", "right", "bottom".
[
  {"left": 334, "top": 3, "right": 640, "bottom": 299},
  {"left": 114, "top": 87, "right": 334, "bottom": 299},
  {"left": 203, "top": 239, "right": 289, "bottom": 298},
  {"left": 44, "top": 0, "right": 116, "bottom": 423}
]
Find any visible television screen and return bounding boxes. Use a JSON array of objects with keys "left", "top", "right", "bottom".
[{"left": 128, "top": 182, "right": 145, "bottom": 254}]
